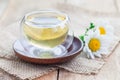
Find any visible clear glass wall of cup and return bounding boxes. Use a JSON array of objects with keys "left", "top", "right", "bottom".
[{"left": 20, "top": 10, "right": 74, "bottom": 58}]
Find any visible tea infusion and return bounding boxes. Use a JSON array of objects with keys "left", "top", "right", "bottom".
[{"left": 23, "top": 15, "right": 68, "bottom": 49}]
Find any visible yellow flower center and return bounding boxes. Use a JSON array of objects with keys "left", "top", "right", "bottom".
[
  {"left": 88, "top": 38, "right": 101, "bottom": 52},
  {"left": 99, "top": 26, "right": 106, "bottom": 35}
]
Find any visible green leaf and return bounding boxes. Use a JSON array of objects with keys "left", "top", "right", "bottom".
[
  {"left": 79, "top": 35, "right": 84, "bottom": 42},
  {"left": 89, "top": 23, "right": 95, "bottom": 29}
]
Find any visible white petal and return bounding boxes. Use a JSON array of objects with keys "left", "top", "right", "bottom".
[
  {"left": 83, "top": 46, "right": 95, "bottom": 59},
  {"left": 89, "top": 52, "right": 95, "bottom": 59},
  {"left": 83, "top": 46, "right": 87, "bottom": 52},
  {"left": 94, "top": 53, "right": 102, "bottom": 58}
]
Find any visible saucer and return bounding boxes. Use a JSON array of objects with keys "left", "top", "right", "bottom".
[{"left": 13, "top": 36, "right": 83, "bottom": 64}]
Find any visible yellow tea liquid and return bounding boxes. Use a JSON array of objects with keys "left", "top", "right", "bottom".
[{"left": 23, "top": 16, "right": 68, "bottom": 49}]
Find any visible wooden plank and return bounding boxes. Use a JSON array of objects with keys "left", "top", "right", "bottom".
[
  {"left": 34, "top": 70, "right": 58, "bottom": 80},
  {"left": 0, "top": 69, "right": 58, "bottom": 80},
  {"left": 0, "top": 0, "right": 64, "bottom": 27},
  {"left": 58, "top": 69, "right": 95, "bottom": 80},
  {"left": 0, "top": 0, "right": 9, "bottom": 18}
]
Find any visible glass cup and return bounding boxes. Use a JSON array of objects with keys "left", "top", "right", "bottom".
[{"left": 20, "top": 10, "right": 74, "bottom": 58}]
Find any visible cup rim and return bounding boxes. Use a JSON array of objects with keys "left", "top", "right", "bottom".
[{"left": 23, "top": 10, "right": 69, "bottom": 28}]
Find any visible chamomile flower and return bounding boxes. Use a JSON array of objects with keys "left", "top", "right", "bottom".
[
  {"left": 94, "top": 20, "right": 114, "bottom": 45},
  {"left": 83, "top": 30, "right": 109, "bottom": 59},
  {"left": 95, "top": 20, "right": 114, "bottom": 37}
]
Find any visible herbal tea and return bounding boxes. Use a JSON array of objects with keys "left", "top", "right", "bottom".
[{"left": 23, "top": 16, "right": 69, "bottom": 49}]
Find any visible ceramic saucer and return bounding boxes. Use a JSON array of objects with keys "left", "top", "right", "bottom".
[{"left": 13, "top": 36, "right": 83, "bottom": 64}]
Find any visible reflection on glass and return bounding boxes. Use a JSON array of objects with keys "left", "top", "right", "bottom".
[{"left": 21, "top": 10, "right": 73, "bottom": 58}]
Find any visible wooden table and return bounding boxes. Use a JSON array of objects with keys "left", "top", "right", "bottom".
[{"left": 0, "top": 0, "right": 120, "bottom": 80}]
